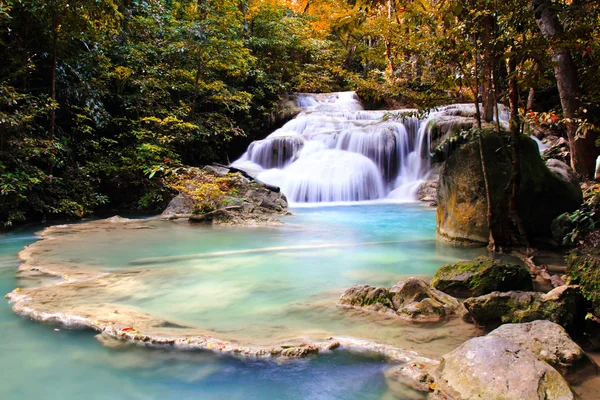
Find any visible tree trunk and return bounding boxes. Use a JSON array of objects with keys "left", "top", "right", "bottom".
[
  {"left": 473, "top": 34, "right": 482, "bottom": 129},
  {"left": 481, "top": 15, "right": 495, "bottom": 123},
  {"left": 50, "top": 19, "right": 58, "bottom": 139},
  {"left": 530, "top": 0, "right": 597, "bottom": 178},
  {"left": 507, "top": 56, "right": 529, "bottom": 247},
  {"left": 526, "top": 62, "right": 541, "bottom": 111}
]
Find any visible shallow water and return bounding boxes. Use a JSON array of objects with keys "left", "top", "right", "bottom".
[
  {"left": 25, "top": 204, "right": 488, "bottom": 353},
  {"left": 1, "top": 204, "right": 490, "bottom": 399}
]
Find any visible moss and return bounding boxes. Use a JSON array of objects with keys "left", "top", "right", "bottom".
[
  {"left": 432, "top": 257, "right": 531, "bottom": 297},
  {"left": 567, "top": 247, "right": 600, "bottom": 316}
]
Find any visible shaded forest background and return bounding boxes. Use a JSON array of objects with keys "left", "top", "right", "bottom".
[{"left": 1, "top": 0, "right": 599, "bottom": 226}]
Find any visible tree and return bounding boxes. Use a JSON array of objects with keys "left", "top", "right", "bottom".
[{"left": 530, "top": 0, "right": 598, "bottom": 179}]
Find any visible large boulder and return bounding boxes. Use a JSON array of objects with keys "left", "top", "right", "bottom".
[
  {"left": 433, "top": 336, "right": 574, "bottom": 400},
  {"left": 339, "top": 278, "right": 465, "bottom": 322},
  {"left": 390, "top": 278, "right": 465, "bottom": 322},
  {"left": 463, "top": 285, "right": 587, "bottom": 333},
  {"left": 437, "top": 132, "right": 583, "bottom": 246},
  {"left": 489, "top": 320, "right": 598, "bottom": 381},
  {"left": 431, "top": 256, "right": 532, "bottom": 297},
  {"left": 162, "top": 166, "right": 288, "bottom": 224}
]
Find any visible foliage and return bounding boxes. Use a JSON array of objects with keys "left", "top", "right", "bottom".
[
  {"left": 561, "top": 184, "right": 600, "bottom": 245},
  {"left": 1, "top": 0, "right": 600, "bottom": 225},
  {"left": 161, "top": 167, "right": 242, "bottom": 214}
]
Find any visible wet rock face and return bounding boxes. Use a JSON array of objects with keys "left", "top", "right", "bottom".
[
  {"left": 488, "top": 320, "right": 598, "bottom": 381},
  {"left": 434, "top": 336, "right": 574, "bottom": 400},
  {"left": 437, "top": 133, "right": 583, "bottom": 246},
  {"left": 463, "top": 285, "right": 587, "bottom": 333},
  {"left": 431, "top": 256, "right": 533, "bottom": 298},
  {"left": 339, "top": 278, "right": 465, "bottom": 322}
]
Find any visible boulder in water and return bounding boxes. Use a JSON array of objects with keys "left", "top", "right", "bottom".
[
  {"left": 162, "top": 166, "right": 288, "bottom": 225},
  {"left": 463, "top": 285, "right": 587, "bottom": 333},
  {"left": 339, "top": 278, "right": 465, "bottom": 322},
  {"left": 488, "top": 320, "right": 598, "bottom": 380},
  {"left": 431, "top": 256, "right": 532, "bottom": 298},
  {"left": 437, "top": 132, "right": 583, "bottom": 246}
]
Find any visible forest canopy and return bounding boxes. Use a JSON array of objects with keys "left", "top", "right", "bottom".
[{"left": 1, "top": 0, "right": 599, "bottom": 226}]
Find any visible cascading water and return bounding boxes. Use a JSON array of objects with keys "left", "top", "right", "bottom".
[{"left": 232, "top": 92, "right": 488, "bottom": 204}]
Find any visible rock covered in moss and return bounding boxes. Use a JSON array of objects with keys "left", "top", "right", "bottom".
[
  {"left": 437, "top": 132, "right": 583, "bottom": 246},
  {"left": 338, "top": 284, "right": 394, "bottom": 312},
  {"left": 162, "top": 166, "right": 288, "bottom": 224},
  {"left": 339, "top": 278, "right": 465, "bottom": 322},
  {"left": 488, "top": 320, "right": 598, "bottom": 380},
  {"left": 431, "top": 256, "right": 532, "bottom": 298},
  {"left": 567, "top": 246, "right": 600, "bottom": 316},
  {"left": 463, "top": 285, "right": 587, "bottom": 333},
  {"left": 433, "top": 336, "right": 574, "bottom": 400}
]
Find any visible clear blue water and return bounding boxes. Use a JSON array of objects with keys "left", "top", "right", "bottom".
[{"left": 0, "top": 204, "right": 487, "bottom": 399}]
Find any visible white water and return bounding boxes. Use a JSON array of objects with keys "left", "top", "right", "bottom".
[{"left": 233, "top": 92, "right": 481, "bottom": 204}]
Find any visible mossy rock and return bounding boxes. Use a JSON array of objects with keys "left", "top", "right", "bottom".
[
  {"left": 463, "top": 286, "right": 587, "bottom": 334},
  {"left": 431, "top": 256, "right": 533, "bottom": 298},
  {"left": 567, "top": 247, "right": 600, "bottom": 316},
  {"left": 339, "top": 278, "right": 465, "bottom": 322},
  {"left": 437, "top": 132, "right": 583, "bottom": 246}
]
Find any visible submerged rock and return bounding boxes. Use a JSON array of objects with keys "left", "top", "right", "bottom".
[
  {"left": 434, "top": 336, "right": 574, "bottom": 400},
  {"left": 488, "top": 320, "right": 598, "bottom": 380},
  {"left": 437, "top": 132, "right": 583, "bottom": 246},
  {"left": 339, "top": 278, "right": 465, "bottom": 322},
  {"left": 463, "top": 285, "right": 587, "bottom": 333},
  {"left": 431, "top": 256, "right": 532, "bottom": 298}
]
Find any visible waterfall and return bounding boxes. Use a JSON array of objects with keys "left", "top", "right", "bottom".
[{"left": 232, "top": 92, "right": 483, "bottom": 204}]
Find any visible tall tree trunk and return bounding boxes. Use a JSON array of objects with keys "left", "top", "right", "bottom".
[
  {"left": 526, "top": 62, "right": 541, "bottom": 111},
  {"left": 50, "top": 18, "right": 58, "bottom": 140},
  {"left": 481, "top": 15, "right": 495, "bottom": 123},
  {"left": 507, "top": 56, "right": 529, "bottom": 247},
  {"left": 473, "top": 28, "right": 494, "bottom": 249},
  {"left": 530, "top": 0, "right": 596, "bottom": 178},
  {"left": 473, "top": 34, "right": 482, "bottom": 129}
]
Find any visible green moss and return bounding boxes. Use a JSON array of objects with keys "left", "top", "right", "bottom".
[
  {"left": 432, "top": 257, "right": 531, "bottom": 297},
  {"left": 567, "top": 248, "right": 600, "bottom": 316}
]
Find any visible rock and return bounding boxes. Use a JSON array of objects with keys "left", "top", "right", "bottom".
[
  {"left": 567, "top": 246, "right": 600, "bottom": 316},
  {"left": 416, "top": 179, "right": 438, "bottom": 205},
  {"left": 546, "top": 159, "right": 580, "bottom": 191},
  {"left": 437, "top": 132, "right": 583, "bottom": 246},
  {"left": 339, "top": 278, "right": 465, "bottom": 322},
  {"left": 428, "top": 115, "right": 476, "bottom": 150},
  {"left": 552, "top": 213, "right": 573, "bottom": 245},
  {"left": 489, "top": 320, "right": 598, "bottom": 380},
  {"left": 431, "top": 256, "right": 533, "bottom": 298},
  {"left": 390, "top": 278, "right": 466, "bottom": 321},
  {"left": 385, "top": 360, "right": 439, "bottom": 399},
  {"left": 433, "top": 336, "right": 574, "bottom": 400},
  {"left": 463, "top": 285, "right": 587, "bottom": 333},
  {"left": 338, "top": 284, "right": 394, "bottom": 312},
  {"left": 162, "top": 167, "right": 289, "bottom": 225}
]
